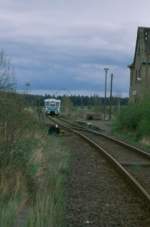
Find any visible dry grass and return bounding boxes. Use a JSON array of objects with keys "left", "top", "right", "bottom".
[
  {"left": 0, "top": 95, "right": 70, "bottom": 226},
  {"left": 27, "top": 133, "right": 69, "bottom": 227}
]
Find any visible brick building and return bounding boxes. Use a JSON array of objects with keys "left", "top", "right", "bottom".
[{"left": 129, "top": 27, "right": 150, "bottom": 102}]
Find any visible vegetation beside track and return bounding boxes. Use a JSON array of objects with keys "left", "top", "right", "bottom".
[
  {"left": 0, "top": 92, "right": 69, "bottom": 226},
  {"left": 27, "top": 133, "right": 69, "bottom": 227},
  {"left": 113, "top": 98, "right": 150, "bottom": 147}
]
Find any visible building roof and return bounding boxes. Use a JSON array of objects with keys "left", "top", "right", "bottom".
[{"left": 130, "top": 27, "right": 150, "bottom": 68}]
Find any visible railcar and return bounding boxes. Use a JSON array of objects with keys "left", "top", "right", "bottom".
[{"left": 44, "top": 98, "right": 61, "bottom": 115}]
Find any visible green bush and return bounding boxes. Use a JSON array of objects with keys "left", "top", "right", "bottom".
[
  {"left": 114, "top": 104, "right": 141, "bottom": 130},
  {"left": 114, "top": 97, "right": 150, "bottom": 138}
]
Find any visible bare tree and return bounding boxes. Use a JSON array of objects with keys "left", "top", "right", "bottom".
[
  {"left": 0, "top": 50, "right": 17, "bottom": 163},
  {"left": 0, "top": 50, "right": 16, "bottom": 91}
]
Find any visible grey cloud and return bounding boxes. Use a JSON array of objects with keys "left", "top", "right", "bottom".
[{"left": 0, "top": 0, "right": 149, "bottom": 95}]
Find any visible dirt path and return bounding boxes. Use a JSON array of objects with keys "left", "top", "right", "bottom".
[{"left": 64, "top": 133, "right": 150, "bottom": 227}]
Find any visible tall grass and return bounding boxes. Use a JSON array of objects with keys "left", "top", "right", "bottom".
[
  {"left": 0, "top": 92, "right": 41, "bottom": 224},
  {"left": 0, "top": 200, "right": 17, "bottom": 227},
  {"left": 0, "top": 92, "right": 70, "bottom": 226},
  {"left": 27, "top": 135, "right": 69, "bottom": 227}
]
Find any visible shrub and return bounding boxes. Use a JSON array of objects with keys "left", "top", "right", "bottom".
[
  {"left": 114, "top": 97, "right": 150, "bottom": 138},
  {"left": 114, "top": 104, "right": 141, "bottom": 131}
]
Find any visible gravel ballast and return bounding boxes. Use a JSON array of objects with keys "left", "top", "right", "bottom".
[{"left": 64, "top": 134, "right": 150, "bottom": 227}]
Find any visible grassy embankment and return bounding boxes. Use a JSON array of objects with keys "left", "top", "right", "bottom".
[
  {"left": 0, "top": 92, "right": 69, "bottom": 227},
  {"left": 113, "top": 98, "right": 150, "bottom": 149}
]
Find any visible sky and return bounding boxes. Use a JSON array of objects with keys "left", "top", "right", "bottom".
[{"left": 0, "top": 0, "right": 150, "bottom": 96}]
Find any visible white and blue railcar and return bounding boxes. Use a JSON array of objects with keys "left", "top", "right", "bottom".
[{"left": 44, "top": 98, "right": 61, "bottom": 115}]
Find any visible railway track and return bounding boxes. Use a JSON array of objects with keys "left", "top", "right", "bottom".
[{"left": 49, "top": 116, "right": 150, "bottom": 204}]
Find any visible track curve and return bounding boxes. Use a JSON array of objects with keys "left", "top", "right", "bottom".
[{"left": 49, "top": 116, "right": 150, "bottom": 204}]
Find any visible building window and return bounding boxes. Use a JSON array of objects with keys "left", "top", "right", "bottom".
[
  {"left": 145, "top": 32, "right": 148, "bottom": 40},
  {"left": 138, "top": 44, "right": 140, "bottom": 55},
  {"left": 132, "top": 90, "right": 137, "bottom": 96},
  {"left": 136, "top": 68, "right": 142, "bottom": 81}
]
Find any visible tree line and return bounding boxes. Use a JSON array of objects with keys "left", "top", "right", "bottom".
[{"left": 24, "top": 93, "right": 129, "bottom": 107}]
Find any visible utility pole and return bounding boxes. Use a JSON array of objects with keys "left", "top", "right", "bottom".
[
  {"left": 117, "top": 93, "right": 121, "bottom": 115},
  {"left": 104, "top": 68, "right": 109, "bottom": 120},
  {"left": 109, "top": 73, "right": 113, "bottom": 120}
]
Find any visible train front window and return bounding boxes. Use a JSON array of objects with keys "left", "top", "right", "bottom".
[{"left": 49, "top": 102, "right": 56, "bottom": 107}]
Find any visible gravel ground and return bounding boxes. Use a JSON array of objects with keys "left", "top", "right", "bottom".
[
  {"left": 64, "top": 133, "right": 150, "bottom": 227},
  {"left": 81, "top": 132, "right": 150, "bottom": 195}
]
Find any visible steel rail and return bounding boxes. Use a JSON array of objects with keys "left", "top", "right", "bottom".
[
  {"left": 59, "top": 117, "right": 150, "bottom": 160},
  {"left": 48, "top": 116, "right": 150, "bottom": 203}
]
